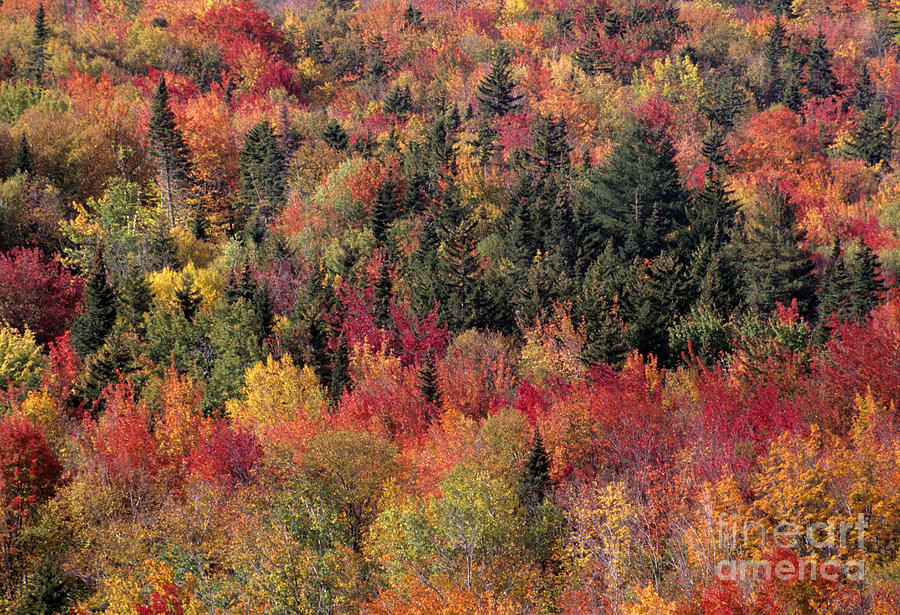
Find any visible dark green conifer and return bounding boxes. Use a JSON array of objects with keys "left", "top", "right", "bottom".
[
  {"left": 806, "top": 31, "right": 837, "bottom": 98},
  {"left": 476, "top": 46, "right": 522, "bottom": 117},
  {"left": 849, "top": 63, "right": 874, "bottom": 111},
  {"left": 762, "top": 17, "right": 786, "bottom": 105},
  {"left": 624, "top": 252, "right": 689, "bottom": 365},
  {"left": 372, "top": 174, "right": 399, "bottom": 245},
  {"left": 579, "top": 242, "right": 628, "bottom": 367},
  {"left": 239, "top": 120, "right": 285, "bottom": 227},
  {"left": 322, "top": 119, "right": 348, "bottom": 150},
  {"left": 686, "top": 168, "right": 736, "bottom": 248},
  {"left": 148, "top": 77, "right": 192, "bottom": 227},
  {"left": 72, "top": 249, "right": 117, "bottom": 356},
  {"left": 175, "top": 274, "right": 201, "bottom": 322},
  {"left": 576, "top": 122, "right": 686, "bottom": 261},
  {"left": 518, "top": 429, "right": 552, "bottom": 513},
  {"left": 418, "top": 350, "right": 441, "bottom": 406},
  {"left": 26, "top": 4, "right": 49, "bottom": 82},
  {"left": 814, "top": 241, "right": 853, "bottom": 343},
  {"left": 846, "top": 239, "right": 886, "bottom": 319},
  {"left": 847, "top": 99, "right": 893, "bottom": 166},
  {"left": 328, "top": 336, "right": 351, "bottom": 401},
  {"left": 738, "top": 189, "right": 816, "bottom": 319},
  {"left": 384, "top": 84, "right": 412, "bottom": 116},
  {"left": 373, "top": 257, "right": 392, "bottom": 329},
  {"left": 779, "top": 67, "right": 803, "bottom": 112}
]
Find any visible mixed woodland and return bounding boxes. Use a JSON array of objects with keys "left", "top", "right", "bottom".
[{"left": 0, "top": 0, "right": 900, "bottom": 612}]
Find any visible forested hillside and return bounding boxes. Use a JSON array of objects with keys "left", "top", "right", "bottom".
[{"left": 1, "top": 0, "right": 900, "bottom": 612}]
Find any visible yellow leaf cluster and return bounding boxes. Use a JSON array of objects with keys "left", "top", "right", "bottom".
[{"left": 227, "top": 354, "right": 327, "bottom": 430}]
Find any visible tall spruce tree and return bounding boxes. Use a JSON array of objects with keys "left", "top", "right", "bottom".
[
  {"left": 373, "top": 257, "right": 392, "bottom": 329},
  {"left": 762, "top": 17, "right": 786, "bottom": 105},
  {"left": 579, "top": 242, "right": 628, "bottom": 367},
  {"left": 239, "top": 120, "right": 285, "bottom": 229},
  {"left": 846, "top": 239, "right": 886, "bottom": 319},
  {"left": 476, "top": 46, "right": 522, "bottom": 117},
  {"left": 175, "top": 274, "right": 201, "bottom": 322},
  {"left": 576, "top": 122, "right": 686, "bottom": 261},
  {"left": 685, "top": 168, "right": 737, "bottom": 249},
  {"left": 814, "top": 241, "right": 853, "bottom": 343},
  {"left": 26, "top": 4, "right": 49, "bottom": 82},
  {"left": 148, "top": 77, "right": 192, "bottom": 227},
  {"left": 806, "top": 31, "right": 837, "bottom": 98},
  {"left": 418, "top": 350, "right": 441, "bottom": 406},
  {"left": 383, "top": 84, "right": 412, "bottom": 116},
  {"left": 849, "top": 63, "right": 874, "bottom": 111},
  {"left": 624, "top": 252, "right": 689, "bottom": 365},
  {"left": 518, "top": 429, "right": 552, "bottom": 513},
  {"left": 847, "top": 99, "right": 893, "bottom": 166},
  {"left": 329, "top": 336, "right": 351, "bottom": 400},
  {"left": 72, "top": 249, "right": 117, "bottom": 356},
  {"left": 739, "top": 190, "right": 816, "bottom": 318},
  {"left": 372, "top": 173, "right": 400, "bottom": 245}
]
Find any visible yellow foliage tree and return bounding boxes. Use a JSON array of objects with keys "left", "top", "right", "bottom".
[
  {"left": 0, "top": 323, "right": 46, "bottom": 393},
  {"left": 226, "top": 354, "right": 327, "bottom": 431}
]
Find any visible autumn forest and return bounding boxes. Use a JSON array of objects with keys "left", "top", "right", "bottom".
[{"left": 0, "top": 0, "right": 899, "bottom": 612}]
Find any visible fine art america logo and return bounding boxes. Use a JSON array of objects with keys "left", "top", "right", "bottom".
[{"left": 715, "top": 514, "right": 868, "bottom": 582}]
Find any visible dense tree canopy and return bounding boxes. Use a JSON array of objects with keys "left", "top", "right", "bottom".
[{"left": 0, "top": 0, "right": 898, "bottom": 612}]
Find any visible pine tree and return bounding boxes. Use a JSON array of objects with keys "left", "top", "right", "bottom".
[
  {"left": 762, "top": 17, "right": 786, "bottom": 105},
  {"left": 372, "top": 174, "right": 399, "bottom": 245},
  {"left": 739, "top": 190, "right": 817, "bottom": 318},
  {"left": 572, "top": 40, "right": 598, "bottom": 76},
  {"left": 847, "top": 99, "right": 893, "bottom": 166},
  {"left": 702, "top": 70, "right": 747, "bottom": 129},
  {"left": 72, "top": 249, "right": 117, "bottom": 356},
  {"left": 576, "top": 122, "right": 686, "bottom": 261},
  {"left": 404, "top": 4, "right": 423, "bottom": 28},
  {"left": 322, "top": 119, "right": 348, "bottom": 150},
  {"left": 579, "top": 243, "right": 628, "bottom": 367},
  {"left": 814, "top": 241, "right": 853, "bottom": 342},
  {"left": 686, "top": 168, "right": 736, "bottom": 249},
  {"left": 624, "top": 252, "right": 689, "bottom": 366},
  {"left": 148, "top": 77, "right": 192, "bottom": 227},
  {"left": 849, "top": 63, "right": 874, "bottom": 111},
  {"left": 277, "top": 103, "right": 301, "bottom": 162},
  {"left": 518, "top": 429, "right": 552, "bottom": 513},
  {"left": 418, "top": 350, "right": 441, "bottom": 406},
  {"left": 239, "top": 120, "right": 285, "bottom": 228},
  {"left": 701, "top": 128, "right": 726, "bottom": 169},
  {"left": 779, "top": 67, "right": 803, "bottom": 112},
  {"left": 383, "top": 84, "right": 412, "bottom": 116},
  {"left": 437, "top": 217, "right": 483, "bottom": 330},
  {"left": 373, "top": 257, "right": 392, "bottom": 329},
  {"left": 474, "top": 119, "right": 496, "bottom": 166},
  {"left": 328, "top": 336, "right": 351, "bottom": 401},
  {"left": 13, "top": 134, "right": 32, "bottom": 175},
  {"left": 846, "top": 239, "right": 886, "bottom": 320},
  {"left": 75, "top": 330, "right": 137, "bottom": 406},
  {"left": 119, "top": 270, "right": 152, "bottom": 333},
  {"left": 806, "top": 31, "right": 837, "bottom": 98},
  {"left": 476, "top": 46, "right": 522, "bottom": 117},
  {"left": 26, "top": 4, "right": 49, "bottom": 82}
]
